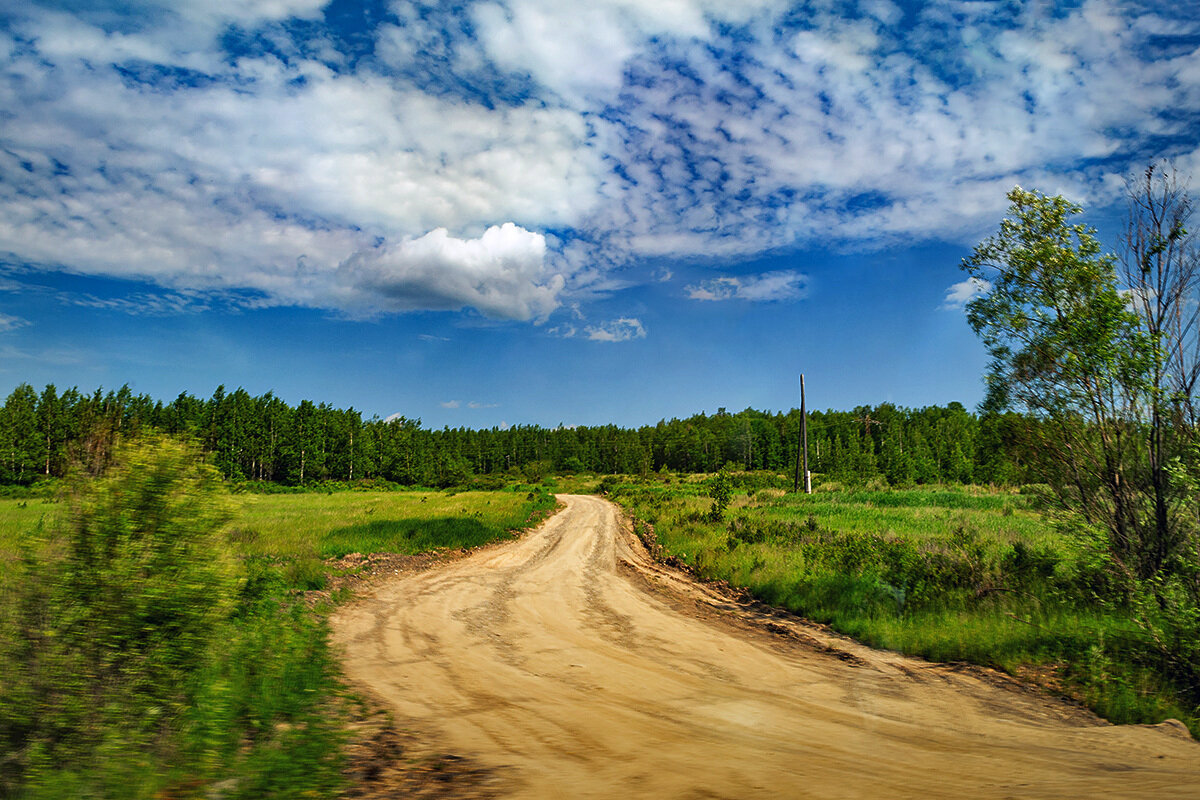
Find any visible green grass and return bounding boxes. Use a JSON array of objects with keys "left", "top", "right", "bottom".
[
  {"left": 1, "top": 485, "right": 557, "bottom": 575},
  {"left": 222, "top": 486, "right": 557, "bottom": 592},
  {"left": 228, "top": 486, "right": 556, "bottom": 557},
  {"left": 609, "top": 475, "right": 1199, "bottom": 736},
  {"left": 0, "top": 497, "right": 63, "bottom": 559}
]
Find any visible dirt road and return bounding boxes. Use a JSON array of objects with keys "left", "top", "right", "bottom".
[{"left": 332, "top": 495, "right": 1200, "bottom": 798}]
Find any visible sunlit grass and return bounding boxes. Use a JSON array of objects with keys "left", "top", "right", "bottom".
[
  {"left": 1, "top": 486, "right": 556, "bottom": 564},
  {"left": 228, "top": 486, "right": 553, "bottom": 558},
  {"left": 0, "top": 497, "right": 63, "bottom": 559}
]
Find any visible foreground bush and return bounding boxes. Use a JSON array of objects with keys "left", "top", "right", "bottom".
[{"left": 0, "top": 435, "right": 343, "bottom": 799}]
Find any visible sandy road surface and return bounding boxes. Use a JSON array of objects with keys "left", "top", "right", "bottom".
[{"left": 332, "top": 495, "right": 1200, "bottom": 799}]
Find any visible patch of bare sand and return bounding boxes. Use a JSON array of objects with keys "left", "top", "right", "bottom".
[{"left": 332, "top": 495, "right": 1200, "bottom": 799}]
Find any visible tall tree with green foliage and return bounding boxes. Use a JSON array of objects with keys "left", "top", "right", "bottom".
[{"left": 962, "top": 185, "right": 1189, "bottom": 584}]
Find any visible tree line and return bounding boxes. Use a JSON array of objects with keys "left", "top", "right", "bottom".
[{"left": 0, "top": 382, "right": 1033, "bottom": 488}]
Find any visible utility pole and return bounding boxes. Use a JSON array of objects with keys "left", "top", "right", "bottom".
[{"left": 794, "top": 374, "right": 811, "bottom": 494}]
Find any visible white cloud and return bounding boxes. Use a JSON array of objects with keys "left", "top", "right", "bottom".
[
  {"left": 0, "top": 9, "right": 592, "bottom": 319},
  {"left": 440, "top": 400, "right": 461, "bottom": 408},
  {"left": 585, "top": 317, "right": 646, "bottom": 342},
  {"left": 467, "top": 401, "right": 499, "bottom": 409},
  {"left": 941, "top": 277, "right": 991, "bottom": 310},
  {"left": 0, "top": 312, "right": 27, "bottom": 332},
  {"left": 336, "top": 223, "right": 562, "bottom": 320},
  {"left": 471, "top": 0, "right": 778, "bottom": 100},
  {"left": 546, "top": 324, "right": 577, "bottom": 338},
  {"left": 579, "top": 0, "right": 1200, "bottom": 258},
  {"left": 1, "top": 0, "right": 1197, "bottom": 322},
  {"left": 687, "top": 271, "right": 808, "bottom": 302}
]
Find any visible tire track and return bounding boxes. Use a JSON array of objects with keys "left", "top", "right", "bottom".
[{"left": 333, "top": 495, "right": 1200, "bottom": 799}]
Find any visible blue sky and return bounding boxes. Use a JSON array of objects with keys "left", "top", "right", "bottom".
[{"left": 1, "top": 0, "right": 1198, "bottom": 428}]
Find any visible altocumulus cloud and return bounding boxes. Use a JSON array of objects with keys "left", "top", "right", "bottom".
[{"left": 0, "top": 0, "right": 1198, "bottom": 323}]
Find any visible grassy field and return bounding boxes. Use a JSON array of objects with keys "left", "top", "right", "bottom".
[
  {"left": 0, "top": 483, "right": 558, "bottom": 611},
  {"left": 0, "top": 496, "right": 60, "bottom": 557},
  {"left": 228, "top": 485, "right": 558, "bottom": 590},
  {"left": 7, "top": 471, "right": 1193, "bottom": 745},
  {"left": 1, "top": 484, "right": 556, "bottom": 572},
  {"left": 605, "top": 474, "right": 1198, "bottom": 735}
]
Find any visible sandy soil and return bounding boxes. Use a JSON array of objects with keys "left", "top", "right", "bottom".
[{"left": 331, "top": 494, "right": 1200, "bottom": 799}]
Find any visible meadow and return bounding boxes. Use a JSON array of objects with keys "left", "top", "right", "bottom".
[
  {"left": 0, "top": 485, "right": 556, "bottom": 580},
  {"left": 605, "top": 473, "right": 1198, "bottom": 736}
]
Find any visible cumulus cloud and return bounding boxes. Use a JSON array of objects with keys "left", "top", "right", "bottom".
[
  {"left": 471, "top": 0, "right": 776, "bottom": 100},
  {"left": 0, "top": 7, "right": 588, "bottom": 319},
  {"left": 585, "top": 317, "right": 646, "bottom": 342},
  {"left": 467, "top": 401, "right": 499, "bottom": 409},
  {"left": 440, "top": 400, "right": 461, "bottom": 409},
  {"left": 941, "top": 277, "right": 991, "bottom": 310},
  {"left": 336, "top": 223, "right": 562, "bottom": 320},
  {"left": 687, "top": 271, "right": 808, "bottom": 302}
]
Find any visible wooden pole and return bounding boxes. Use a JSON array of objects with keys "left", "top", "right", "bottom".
[
  {"left": 793, "top": 418, "right": 802, "bottom": 493},
  {"left": 801, "top": 374, "right": 811, "bottom": 494},
  {"left": 794, "top": 373, "right": 803, "bottom": 493}
]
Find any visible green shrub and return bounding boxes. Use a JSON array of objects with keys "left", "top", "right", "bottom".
[
  {"left": 706, "top": 468, "right": 733, "bottom": 521},
  {"left": 0, "top": 435, "right": 344, "bottom": 798}
]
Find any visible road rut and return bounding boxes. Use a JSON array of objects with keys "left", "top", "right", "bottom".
[{"left": 332, "top": 494, "right": 1200, "bottom": 798}]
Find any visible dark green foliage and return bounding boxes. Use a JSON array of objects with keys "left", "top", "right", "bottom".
[
  {"left": 706, "top": 468, "right": 733, "bottom": 520},
  {"left": 0, "top": 384, "right": 1031, "bottom": 490},
  {"left": 322, "top": 516, "right": 507, "bottom": 557},
  {"left": 0, "top": 436, "right": 344, "bottom": 798}
]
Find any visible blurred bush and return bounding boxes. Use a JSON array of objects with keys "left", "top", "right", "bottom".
[{"left": 0, "top": 435, "right": 343, "bottom": 799}]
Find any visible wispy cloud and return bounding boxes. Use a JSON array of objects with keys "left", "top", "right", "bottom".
[
  {"left": 441, "top": 399, "right": 500, "bottom": 409},
  {"left": 687, "top": 271, "right": 808, "bottom": 302},
  {"left": 941, "top": 277, "right": 991, "bottom": 310},
  {"left": 0, "top": 312, "right": 28, "bottom": 332},
  {"left": 585, "top": 317, "right": 646, "bottom": 342}
]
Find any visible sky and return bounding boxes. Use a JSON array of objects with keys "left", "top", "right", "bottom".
[{"left": 1, "top": 0, "right": 1199, "bottom": 428}]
